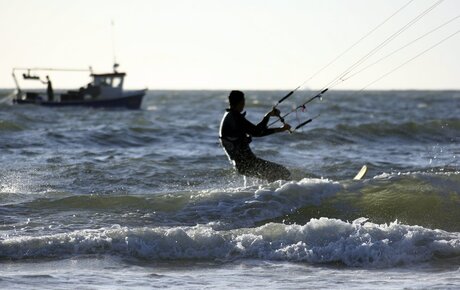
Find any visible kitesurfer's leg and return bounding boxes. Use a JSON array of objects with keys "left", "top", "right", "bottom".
[
  {"left": 234, "top": 156, "right": 259, "bottom": 179},
  {"left": 252, "top": 157, "right": 291, "bottom": 182},
  {"left": 234, "top": 155, "right": 290, "bottom": 182}
]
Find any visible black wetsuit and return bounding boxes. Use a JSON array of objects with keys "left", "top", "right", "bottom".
[{"left": 219, "top": 109, "right": 291, "bottom": 182}]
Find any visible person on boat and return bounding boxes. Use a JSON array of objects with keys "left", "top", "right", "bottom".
[
  {"left": 219, "top": 90, "right": 292, "bottom": 182},
  {"left": 41, "top": 75, "right": 54, "bottom": 102}
]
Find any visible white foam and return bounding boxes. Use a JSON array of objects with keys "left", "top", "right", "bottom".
[{"left": 2, "top": 218, "right": 459, "bottom": 267}]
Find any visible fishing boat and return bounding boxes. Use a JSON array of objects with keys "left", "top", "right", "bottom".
[{"left": 11, "top": 64, "right": 146, "bottom": 109}]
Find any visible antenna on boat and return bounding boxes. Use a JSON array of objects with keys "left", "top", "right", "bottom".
[{"left": 111, "top": 20, "right": 119, "bottom": 73}]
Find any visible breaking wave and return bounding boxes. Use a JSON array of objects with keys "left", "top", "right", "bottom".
[{"left": 1, "top": 218, "right": 459, "bottom": 268}]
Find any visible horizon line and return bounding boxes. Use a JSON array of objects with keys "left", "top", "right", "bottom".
[{"left": 1, "top": 87, "right": 460, "bottom": 92}]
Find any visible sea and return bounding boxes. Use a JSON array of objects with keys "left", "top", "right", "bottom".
[{"left": 0, "top": 89, "right": 459, "bottom": 289}]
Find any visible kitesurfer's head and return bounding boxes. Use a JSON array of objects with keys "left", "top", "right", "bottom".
[{"left": 229, "top": 90, "right": 245, "bottom": 112}]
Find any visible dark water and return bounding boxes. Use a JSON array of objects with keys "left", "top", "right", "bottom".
[{"left": 0, "top": 89, "right": 459, "bottom": 289}]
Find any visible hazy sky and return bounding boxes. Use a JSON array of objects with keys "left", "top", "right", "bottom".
[{"left": 1, "top": 0, "right": 459, "bottom": 90}]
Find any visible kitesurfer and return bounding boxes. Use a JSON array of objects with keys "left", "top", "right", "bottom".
[{"left": 219, "top": 90, "right": 291, "bottom": 182}]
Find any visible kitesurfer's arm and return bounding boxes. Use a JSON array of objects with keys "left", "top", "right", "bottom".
[{"left": 244, "top": 108, "right": 290, "bottom": 137}]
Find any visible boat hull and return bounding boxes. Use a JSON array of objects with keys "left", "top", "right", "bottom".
[{"left": 13, "top": 91, "right": 145, "bottom": 110}]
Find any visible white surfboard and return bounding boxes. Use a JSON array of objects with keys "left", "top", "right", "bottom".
[{"left": 353, "top": 165, "right": 368, "bottom": 180}]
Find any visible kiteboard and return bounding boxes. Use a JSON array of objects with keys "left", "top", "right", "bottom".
[{"left": 353, "top": 165, "right": 368, "bottom": 180}]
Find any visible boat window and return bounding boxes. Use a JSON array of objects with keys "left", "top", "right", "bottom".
[
  {"left": 97, "top": 77, "right": 107, "bottom": 86},
  {"left": 105, "top": 77, "right": 112, "bottom": 86},
  {"left": 112, "top": 77, "right": 122, "bottom": 88}
]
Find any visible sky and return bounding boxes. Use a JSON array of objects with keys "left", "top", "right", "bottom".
[{"left": 0, "top": 0, "right": 459, "bottom": 90}]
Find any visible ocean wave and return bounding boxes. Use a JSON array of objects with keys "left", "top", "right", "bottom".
[
  {"left": 16, "top": 178, "right": 342, "bottom": 228},
  {"left": 1, "top": 218, "right": 459, "bottom": 267},
  {"left": 10, "top": 171, "right": 460, "bottom": 231},
  {"left": 274, "top": 172, "right": 460, "bottom": 232}
]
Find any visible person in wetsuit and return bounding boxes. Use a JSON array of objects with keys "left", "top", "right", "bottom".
[{"left": 219, "top": 90, "right": 291, "bottom": 182}]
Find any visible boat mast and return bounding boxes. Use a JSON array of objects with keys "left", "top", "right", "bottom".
[{"left": 111, "top": 20, "right": 119, "bottom": 73}]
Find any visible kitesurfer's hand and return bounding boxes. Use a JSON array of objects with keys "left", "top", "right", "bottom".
[
  {"left": 269, "top": 107, "right": 281, "bottom": 117},
  {"left": 282, "top": 123, "right": 291, "bottom": 132},
  {"left": 273, "top": 123, "right": 291, "bottom": 133}
]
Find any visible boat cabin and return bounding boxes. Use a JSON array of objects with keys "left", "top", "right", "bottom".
[{"left": 90, "top": 72, "right": 126, "bottom": 99}]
